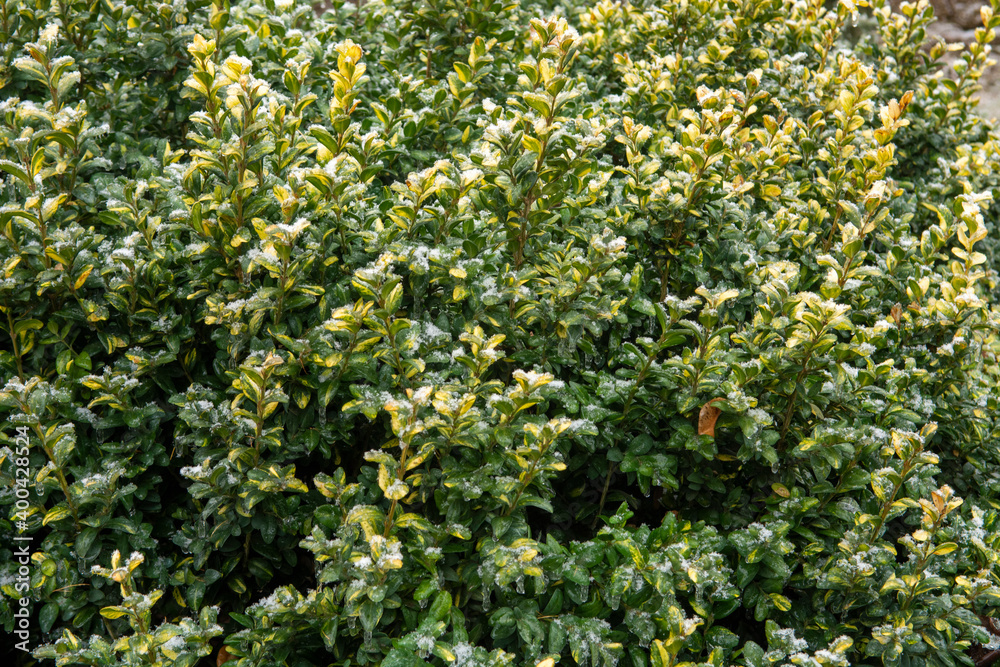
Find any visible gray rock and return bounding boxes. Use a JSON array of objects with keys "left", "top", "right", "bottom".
[
  {"left": 952, "top": 2, "right": 986, "bottom": 29},
  {"left": 933, "top": 21, "right": 979, "bottom": 43},
  {"left": 890, "top": 0, "right": 986, "bottom": 28}
]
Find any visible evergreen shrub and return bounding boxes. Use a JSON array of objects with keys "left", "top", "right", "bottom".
[{"left": 4, "top": 0, "right": 1000, "bottom": 665}]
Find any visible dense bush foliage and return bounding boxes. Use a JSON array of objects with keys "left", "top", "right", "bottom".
[{"left": 4, "top": 0, "right": 1000, "bottom": 665}]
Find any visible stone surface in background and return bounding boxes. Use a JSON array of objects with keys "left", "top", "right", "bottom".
[
  {"left": 927, "top": 0, "right": 984, "bottom": 28},
  {"left": 890, "top": 0, "right": 1000, "bottom": 120},
  {"left": 923, "top": 0, "right": 988, "bottom": 40}
]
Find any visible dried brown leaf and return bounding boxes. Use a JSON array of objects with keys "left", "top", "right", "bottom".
[{"left": 698, "top": 398, "right": 723, "bottom": 437}]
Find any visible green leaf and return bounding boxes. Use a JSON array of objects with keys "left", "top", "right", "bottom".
[
  {"left": 382, "top": 649, "right": 424, "bottom": 667},
  {"left": 650, "top": 640, "right": 670, "bottom": 667},
  {"left": 742, "top": 641, "right": 765, "bottom": 667},
  {"left": 359, "top": 599, "right": 382, "bottom": 634},
  {"left": 0, "top": 160, "right": 29, "bottom": 185},
  {"left": 706, "top": 626, "right": 739, "bottom": 649},
  {"left": 39, "top": 602, "right": 59, "bottom": 633},
  {"left": 99, "top": 606, "right": 131, "bottom": 619},
  {"left": 522, "top": 92, "right": 552, "bottom": 117},
  {"left": 429, "top": 591, "right": 452, "bottom": 622},
  {"left": 43, "top": 505, "right": 72, "bottom": 525},
  {"left": 246, "top": 140, "right": 275, "bottom": 164},
  {"left": 42, "top": 194, "right": 69, "bottom": 222},
  {"left": 75, "top": 528, "right": 99, "bottom": 559},
  {"left": 13, "top": 319, "right": 43, "bottom": 336},
  {"left": 770, "top": 593, "right": 792, "bottom": 612}
]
